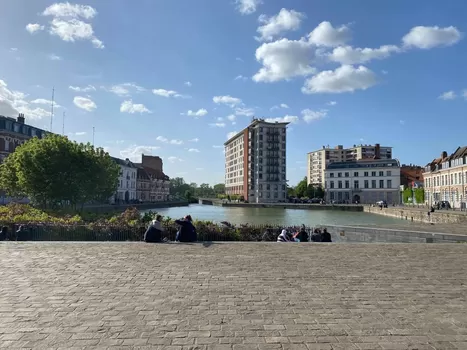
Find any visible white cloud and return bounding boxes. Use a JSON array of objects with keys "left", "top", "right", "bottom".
[
  {"left": 217, "top": 117, "right": 224, "bottom": 121},
  {"left": 43, "top": 2, "right": 97, "bottom": 19},
  {"left": 188, "top": 138, "right": 199, "bottom": 142},
  {"left": 120, "top": 145, "right": 160, "bottom": 162},
  {"left": 156, "top": 136, "right": 184, "bottom": 145},
  {"left": 236, "top": 57, "right": 244, "bottom": 62},
  {"left": 30, "top": 99, "right": 61, "bottom": 108},
  {"left": 69, "top": 85, "right": 96, "bottom": 92},
  {"left": 153, "top": 89, "right": 178, "bottom": 97},
  {"left": 257, "top": 8, "right": 305, "bottom": 42},
  {"left": 168, "top": 156, "right": 184, "bottom": 163},
  {"left": 209, "top": 123, "right": 226, "bottom": 128},
  {"left": 402, "top": 26, "right": 462, "bottom": 49},
  {"left": 49, "top": 18, "right": 104, "bottom": 49},
  {"left": 26, "top": 23, "right": 45, "bottom": 34},
  {"left": 213, "top": 95, "right": 242, "bottom": 107},
  {"left": 302, "top": 109, "right": 327, "bottom": 123},
  {"left": 120, "top": 100, "right": 151, "bottom": 114},
  {"left": 184, "top": 81, "right": 192, "bottom": 87},
  {"left": 438, "top": 91, "right": 456, "bottom": 100},
  {"left": 327, "top": 101, "right": 337, "bottom": 106},
  {"left": 227, "top": 114, "right": 236, "bottom": 122},
  {"left": 187, "top": 109, "right": 208, "bottom": 117},
  {"left": 9, "top": 48, "right": 18, "bottom": 52},
  {"left": 235, "top": 0, "right": 262, "bottom": 15},
  {"left": 73, "top": 96, "right": 96, "bottom": 111},
  {"left": 105, "top": 83, "right": 146, "bottom": 96},
  {"left": 253, "top": 37, "right": 316, "bottom": 82},
  {"left": 270, "top": 103, "right": 289, "bottom": 110},
  {"left": 48, "top": 53, "right": 62, "bottom": 60},
  {"left": 227, "top": 131, "right": 239, "bottom": 140},
  {"left": 188, "top": 148, "right": 200, "bottom": 153},
  {"left": 234, "top": 75, "right": 248, "bottom": 81},
  {"left": 328, "top": 45, "right": 400, "bottom": 64},
  {"left": 265, "top": 115, "right": 299, "bottom": 124},
  {"left": 381, "top": 70, "right": 388, "bottom": 75},
  {"left": 308, "top": 21, "right": 351, "bottom": 47},
  {"left": 235, "top": 107, "right": 255, "bottom": 117},
  {"left": 74, "top": 131, "right": 86, "bottom": 136},
  {"left": 302, "top": 65, "right": 378, "bottom": 94}
]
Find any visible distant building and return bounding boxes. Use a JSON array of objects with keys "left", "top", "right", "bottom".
[
  {"left": 307, "top": 143, "right": 392, "bottom": 187},
  {"left": 0, "top": 114, "right": 48, "bottom": 162},
  {"left": 423, "top": 147, "right": 467, "bottom": 208},
  {"left": 324, "top": 159, "right": 401, "bottom": 204},
  {"left": 224, "top": 118, "right": 288, "bottom": 203},
  {"left": 134, "top": 155, "right": 170, "bottom": 202},
  {"left": 111, "top": 157, "right": 137, "bottom": 203},
  {"left": 400, "top": 164, "right": 424, "bottom": 189}
]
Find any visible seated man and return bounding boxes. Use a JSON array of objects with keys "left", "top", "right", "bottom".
[{"left": 175, "top": 215, "right": 197, "bottom": 242}]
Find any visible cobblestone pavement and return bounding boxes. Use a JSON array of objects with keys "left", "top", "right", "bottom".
[{"left": 1, "top": 242, "right": 467, "bottom": 350}]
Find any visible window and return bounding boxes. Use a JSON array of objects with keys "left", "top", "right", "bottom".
[
  {"left": 338, "top": 172, "right": 342, "bottom": 177},
  {"left": 354, "top": 172, "right": 359, "bottom": 177},
  {"left": 345, "top": 180, "right": 350, "bottom": 189},
  {"left": 267, "top": 192, "right": 270, "bottom": 198},
  {"left": 379, "top": 180, "right": 384, "bottom": 188},
  {"left": 345, "top": 172, "right": 349, "bottom": 177},
  {"left": 282, "top": 184, "right": 285, "bottom": 190},
  {"left": 371, "top": 180, "right": 376, "bottom": 188},
  {"left": 364, "top": 171, "right": 369, "bottom": 177},
  {"left": 379, "top": 171, "right": 384, "bottom": 176},
  {"left": 338, "top": 181, "right": 342, "bottom": 189},
  {"left": 274, "top": 192, "right": 278, "bottom": 198},
  {"left": 371, "top": 171, "right": 376, "bottom": 176},
  {"left": 330, "top": 181, "right": 334, "bottom": 189},
  {"left": 386, "top": 170, "right": 392, "bottom": 176},
  {"left": 259, "top": 135, "right": 263, "bottom": 141},
  {"left": 387, "top": 179, "right": 392, "bottom": 188},
  {"left": 259, "top": 127, "right": 263, "bottom": 132},
  {"left": 259, "top": 174, "right": 262, "bottom": 179},
  {"left": 282, "top": 151, "right": 285, "bottom": 157},
  {"left": 364, "top": 180, "right": 369, "bottom": 188},
  {"left": 266, "top": 184, "right": 270, "bottom": 190},
  {"left": 330, "top": 173, "right": 334, "bottom": 178},
  {"left": 259, "top": 184, "right": 263, "bottom": 190},
  {"left": 330, "top": 192, "right": 335, "bottom": 200}
]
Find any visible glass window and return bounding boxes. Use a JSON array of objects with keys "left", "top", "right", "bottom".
[
  {"left": 371, "top": 171, "right": 376, "bottom": 176},
  {"left": 345, "top": 172, "right": 349, "bottom": 177},
  {"left": 338, "top": 172, "right": 342, "bottom": 177},
  {"left": 330, "top": 173, "right": 334, "bottom": 178},
  {"left": 379, "top": 180, "right": 384, "bottom": 188},
  {"left": 338, "top": 181, "right": 342, "bottom": 189},
  {"left": 379, "top": 171, "right": 384, "bottom": 176},
  {"left": 345, "top": 180, "right": 350, "bottom": 189},
  {"left": 330, "top": 181, "right": 334, "bottom": 189},
  {"left": 387, "top": 179, "right": 392, "bottom": 188},
  {"left": 354, "top": 172, "right": 358, "bottom": 177},
  {"left": 364, "top": 180, "right": 369, "bottom": 188},
  {"left": 371, "top": 180, "right": 376, "bottom": 188},
  {"left": 354, "top": 180, "right": 359, "bottom": 189},
  {"left": 386, "top": 170, "right": 392, "bottom": 176},
  {"left": 364, "top": 171, "right": 369, "bottom": 177}
]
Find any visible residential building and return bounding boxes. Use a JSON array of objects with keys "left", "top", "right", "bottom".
[
  {"left": 0, "top": 114, "right": 48, "bottom": 162},
  {"left": 324, "top": 159, "right": 401, "bottom": 204},
  {"left": 307, "top": 143, "right": 392, "bottom": 187},
  {"left": 111, "top": 157, "right": 137, "bottom": 203},
  {"left": 134, "top": 155, "right": 170, "bottom": 202},
  {"left": 400, "top": 164, "right": 424, "bottom": 189},
  {"left": 224, "top": 118, "right": 288, "bottom": 203},
  {"left": 423, "top": 147, "right": 467, "bottom": 209}
]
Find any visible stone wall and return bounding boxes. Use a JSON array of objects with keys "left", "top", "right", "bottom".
[
  {"left": 321, "top": 225, "right": 467, "bottom": 243},
  {"left": 364, "top": 206, "right": 467, "bottom": 224},
  {"left": 221, "top": 203, "right": 364, "bottom": 211}
]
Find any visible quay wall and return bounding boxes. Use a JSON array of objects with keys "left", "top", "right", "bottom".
[
  {"left": 84, "top": 201, "right": 189, "bottom": 213},
  {"left": 364, "top": 206, "right": 467, "bottom": 225}
]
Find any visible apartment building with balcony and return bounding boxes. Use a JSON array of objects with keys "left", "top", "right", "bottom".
[
  {"left": 324, "top": 159, "right": 401, "bottom": 204},
  {"left": 224, "top": 118, "right": 288, "bottom": 203},
  {"left": 423, "top": 147, "right": 467, "bottom": 209},
  {"left": 307, "top": 143, "right": 392, "bottom": 187}
]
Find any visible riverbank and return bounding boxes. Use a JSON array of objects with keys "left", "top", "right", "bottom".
[
  {"left": 84, "top": 200, "right": 189, "bottom": 213},
  {"left": 199, "top": 199, "right": 363, "bottom": 211},
  {"left": 364, "top": 205, "right": 467, "bottom": 224}
]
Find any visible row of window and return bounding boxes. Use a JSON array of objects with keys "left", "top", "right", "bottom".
[
  {"left": 327, "top": 179, "right": 393, "bottom": 189},
  {"left": 250, "top": 191, "right": 287, "bottom": 199},
  {"left": 329, "top": 170, "right": 392, "bottom": 178},
  {"left": 426, "top": 171, "right": 467, "bottom": 187},
  {"left": 250, "top": 184, "right": 286, "bottom": 191},
  {"left": 118, "top": 181, "right": 136, "bottom": 189}
]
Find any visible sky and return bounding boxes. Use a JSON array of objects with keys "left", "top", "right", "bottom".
[{"left": 0, "top": 0, "right": 466, "bottom": 186}]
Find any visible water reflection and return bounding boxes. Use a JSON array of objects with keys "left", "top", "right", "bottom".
[{"left": 145, "top": 204, "right": 407, "bottom": 226}]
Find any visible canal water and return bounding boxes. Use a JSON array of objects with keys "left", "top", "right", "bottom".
[{"left": 144, "top": 204, "right": 408, "bottom": 226}]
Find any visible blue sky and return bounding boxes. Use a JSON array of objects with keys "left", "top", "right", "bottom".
[{"left": 0, "top": 0, "right": 466, "bottom": 186}]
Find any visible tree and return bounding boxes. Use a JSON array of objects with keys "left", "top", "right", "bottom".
[
  {"left": 286, "top": 185, "right": 295, "bottom": 198},
  {"left": 0, "top": 134, "right": 119, "bottom": 209},
  {"left": 295, "top": 177, "right": 308, "bottom": 198},
  {"left": 314, "top": 186, "right": 324, "bottom": 199},
  {"left": 213, "top": 183, "right": 225, "bottom": 195},
  {"left": 402, "top": 187, "right": 412, "bottom": 203},
  {"left": 414, "top": 188, "right": 425, "bottom": 204}
]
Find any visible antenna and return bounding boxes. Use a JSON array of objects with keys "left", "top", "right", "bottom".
[
  {"left": 50, "top": 87, "right": 55, "bottom": 132},
  {"left": 62, "top": 111, "right": 65, "bottom": 135},
  {"left": 92, "top": 126, "right": 95, "bottom": 146}
]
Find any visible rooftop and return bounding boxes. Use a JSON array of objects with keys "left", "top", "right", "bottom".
[
  {"left": 1, "top": 242, "right": 466, "bottom": 348},
  {"left": 224, "top": 117, "right": 289, "bottom": 145},
  {"left": 327, "top": 158, "right": 400, "bottom": 169}
]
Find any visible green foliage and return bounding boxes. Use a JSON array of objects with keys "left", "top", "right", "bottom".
[
  {"left": 0, "top": 134, "right": 119, "bottom": 208},
  {"left": 170, "top": 177, "right": 225, "bottom": 199},
  {"left": 402, "top": 188, "right": 412, "bottom": 203},
  {"left": 294, "top": 177, "right": 308, "bottom": 198},
  {"left": 291, "top": 178, "right": 324, "bottom": 199},
  {"left": 414, "top": 188, "right": 425, "bottom": 203}
]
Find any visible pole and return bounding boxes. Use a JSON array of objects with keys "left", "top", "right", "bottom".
[
  {"left": 92, "top": 127, "right": 95, "bottom": 146},
  {"left": 50, "top": 87, "right": 55, "bottom": 132},
  {"left": 62, "top": 111, "right": 65, "bottom": 135}
]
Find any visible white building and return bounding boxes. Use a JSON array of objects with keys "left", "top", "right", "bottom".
[
  {"left": 307, "top": 144, "right": 392, "bottom": 187},
  {"left": 324, "top": 159, "right": 401, "bottom": 204},
  {"left": 111, "top": 157, "right": 137, "bottom": 203},
  {"left": 224, "top": 118, "right": 288, "bottom": 203}
]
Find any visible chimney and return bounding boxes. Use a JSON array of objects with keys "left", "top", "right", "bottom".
[
  {"left": 442, "top": 151, "right": 448, "bottom": 159},
  {"left": 17, "top": 113, "right": 25, "bottom": 124},
  {"left": 374, "top": 143, "right": 381, "bottom": 159}
]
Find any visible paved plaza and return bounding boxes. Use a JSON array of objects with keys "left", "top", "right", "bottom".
[{"left": 1, "top": 242, "right": 467, "bottom": 349}]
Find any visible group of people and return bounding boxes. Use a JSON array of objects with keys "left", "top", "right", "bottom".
[
  {"left": 144, "top": 214, "right": 197, "bottom": 243},
  {"left": 276, "top": 225, "right": 332, "bottom": 243},
  {"left": 0, "top": 226, "right": 29, "bottom": 241}
]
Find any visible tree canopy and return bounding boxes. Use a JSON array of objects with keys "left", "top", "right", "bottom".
[
  {"left": 170, "top": 177, "right": 225, "bottom": 199},
  {"left": 289, "top": 177, "right": 325, "bottom": 199},
  {"left": 0, "top": 134, "right": 119, "bottom": 208}
]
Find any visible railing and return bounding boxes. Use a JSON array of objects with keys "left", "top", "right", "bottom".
[{"left": 0, "top": 223, "right": 317, "bottom": 242}]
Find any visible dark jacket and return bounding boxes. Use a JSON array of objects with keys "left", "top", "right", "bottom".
[
  {"left": 298, "top": 229, "right": 308, "bottom": 242},
  {"left": 144, "top": 225, "right": 162, "bottom": 243},
  {"left": 321, "top": 230, "right": 332, "bottom": 242},
  {"left": 175, "top": 220, "right": 197, "bottom": 242},
  {"left": 310, "top": 232, "right": 322, "bottom": 242}
]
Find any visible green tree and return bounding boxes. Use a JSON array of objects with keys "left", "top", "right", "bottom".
[
  {"left": 295, "top": 177, "right": 308, "bottom": 198},
  {"left": 402, "top": 187, "right": 412, "bottom": 203},
  {"left": 213, "top": 183, "right": 225, "bottom": 195},
  {"left": 286, "top": 185, "right": 295, "bottom": 198},
  {"left": 314, "top": 186, "right": 324, "bottom": 199},
  {"left": 0, "top": 134, "right": 119, "bottom": 209},
  {"left": 414, "top": 188, "right": 425, "bottom": 204}
]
